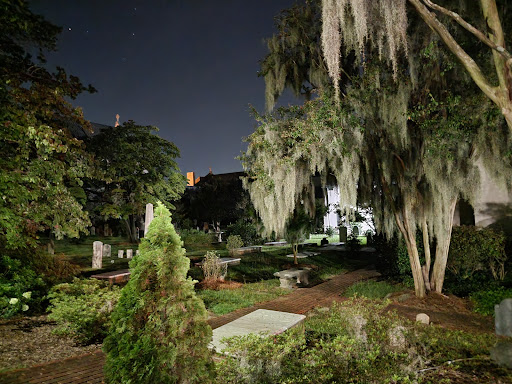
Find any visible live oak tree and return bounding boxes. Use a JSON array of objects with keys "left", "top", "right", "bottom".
[
  {"left": 0, "top": 0, "right": 95, "bottom": 250},
  {"left": 85, "top": 121, "right": 186, "bottom": 243},
  {"left": 245, "top": 0, "right": 509, "bottom": 297}
]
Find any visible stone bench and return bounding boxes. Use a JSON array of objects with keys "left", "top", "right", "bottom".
[
  {"left": 274, "top": 268, "right": 311, "bottom": 289},
  {"left": 233, "top": 246, "right": 262, "bottom": 255},
  {"left": 91, "top": 269, "right": 130, "bottom": 284},
  {"left": 210, "top": 309, "right": 306, "bottom": 353}
]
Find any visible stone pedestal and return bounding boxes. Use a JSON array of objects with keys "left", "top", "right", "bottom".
[
  {"left": 144, "top": 203, "right": 154, "bottom": 236},
  {"left": 92, "top": 241, "right": 103, "bottom": 269}
]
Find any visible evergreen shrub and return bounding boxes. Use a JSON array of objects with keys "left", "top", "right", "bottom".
[
  {"left": 47, "top": 278, "right": 120, "bottom": 344},
  {"left": 470, "top": 286, "right": 512, "bottom": 316},
  {"left": 226, "top": 219, "right": 262, "bottom": 246},
  {"left": 103, "top": 203, "right": 214, "bottom": 384}
]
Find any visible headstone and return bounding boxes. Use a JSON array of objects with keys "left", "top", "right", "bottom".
[
  {"left": 352, "top": 226, "right": 359, "bottom": 236},
  {"left": 118, "top": 250, "right": 124, "bottom": 258},
  {"left": 104, "top": 224, "right": 110, "bottom": 237},
  {"left": 126, "top": 249, "right": 133, "bottom": 259},
  {"left": 47, "top": 242, "right": 55, "bottom": 255},
  {"left": 339, "top": 226, "right": 347, "bottom": 242},
  {"left": 416, "top": 313, "right": 430, "bottom": 325},
  {"left": 90, "top": 226, "right": 96, "bottom": 236},
  {"left": 92, "top": 241, "right": 103, "bottom": 269},
  {"left": 102, "top": 244, "right": 111, "bottom": 258},
  {"left": 136, "top": 250, "right": 140, "bottom": 256},
  {"left": 144, "top": 203, "right": 154, "bottom": 235},
  {"left": 495, "top": 298, "right": 512, "bottom": 337},
  {"left": 490, "top": 341, "right": 512, "bottom": 369}
]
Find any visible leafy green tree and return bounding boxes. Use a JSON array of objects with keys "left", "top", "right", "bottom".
[
  {"left": 285, "top": 208, "right": 313, "bottom": 265},
  {"left": 0, "top": 0, "right": 95, "bottom": 249},
  {"left": 103, "top": 203, "right": 214, "bottom": 383},
  {"left": 85, "top": 121, "right": 186, "bottom": 243}
]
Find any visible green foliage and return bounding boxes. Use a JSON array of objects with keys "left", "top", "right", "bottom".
[
  {"left": 198, "top": 279, "right": 288, "bottom": 315},
  {"left": 215, "top": 299, "right": 498, "bottom": 383},
  {"left": 1, "top": 0, "right": 96, "bottom": 249},
  {"left": 103, "top": 203, "right": 214, "bottom": 384},
  {"left": 47, "top": 278, "right": 120, "bottom": 345},
  {"left": 0, "top": 249, "right": 80, "bottom": 318},
  {"left": 85, "top": 121, "right": 186, "bottom": 242},
  {"left": 345, "top": 280, "right": 401, "bottom": 299},
  {"left": 180, "top": 229, "right": 215, "bottom": 248},
  {"left": 226, "top": 219, "right": 263, "bottom": 246},
  {"left": 448, "top": 226, "right": 507, "bottom": 281},
  {"left": 226, "top": 235, "right": 244, "bottom": 255},
  {"left": 470, "top": 286, "right": 512, "bottom": 316},
  {"left": 0, "top": 256, "right": 45, "bottom": 318}
]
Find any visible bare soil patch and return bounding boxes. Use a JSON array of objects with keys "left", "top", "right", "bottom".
[
  {"left": 385, "top": 290, "right": 495, "bottom": 334},
  {"left": 0, "top": 315, "right": 100, "bottom": 372}
]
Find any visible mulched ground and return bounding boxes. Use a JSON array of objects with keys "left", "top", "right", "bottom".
[{"left": 0, "top": 315, "right": 101, "bottom": 372}]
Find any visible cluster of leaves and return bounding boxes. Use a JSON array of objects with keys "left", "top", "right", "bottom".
[
  {"left": 47, "top": 278, "right": 121, "bottom": 345},
  {"left": 201, "top": 250, "right": 226, "bottom": 281},
  {"left": 0, "top": 249, "right": 80, "bottom": 318},
  {"left": 226, "top": 219, "right": 263, "bottom": 246},
  {"left": 103, "top": 204, "right": 214, "bottom": 384},
  {"left": 180, "top": 229, "right": 215, "bottom": 248},
  {"left": 448, "top": 226, "right": 507, "bottom": 281},
  {"left": 216, "top": 299, "right": 497, "bottom": 383},
  {"left": 470, "top": 285, "right": 512, "bottom": 316}
]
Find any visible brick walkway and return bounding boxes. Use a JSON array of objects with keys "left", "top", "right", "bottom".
[{"left": 0, "top": 268, "right": 379, "bottom": 384}]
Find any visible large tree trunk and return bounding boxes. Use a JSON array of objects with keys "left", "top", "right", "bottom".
[
  {"left": 394, "top": 208, "right": 426, "bottom": 298},
  {"left": 430, "top": 198, "right": 457, "bottom": 292},
  {"left": 421, "top": 216, "right": 431, "bottom": 291},
  {"left": 293, "top": 243, "right": 299, "bottom": 265}
]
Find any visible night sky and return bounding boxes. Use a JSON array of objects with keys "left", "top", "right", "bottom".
[{"left": 29, "top": 0, "right": 300, "bottom": 177}]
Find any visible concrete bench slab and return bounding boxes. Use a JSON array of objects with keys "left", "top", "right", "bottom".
[
  {"left": 91, "top": 269, "right": 130, "bottom": 284},
  {"left": 264, "top": 241, "right": 288, "bottom": 246},
  {"left": 233, "top": 246, "right": 262, "bottom": 255},
  {"left": 194, "top": 257, "right": 241, "bottom": 267},
  {"left": 210, "top": 309, "right": 306, "bottom": 352}
]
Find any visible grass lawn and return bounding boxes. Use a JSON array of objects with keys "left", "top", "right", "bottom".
[{"left": 53, "top": 235, "right": 355, "bottom": 316}]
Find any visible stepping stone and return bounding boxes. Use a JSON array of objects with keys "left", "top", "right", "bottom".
[{"left": 210, "top": 309, "right": 306, "bottom": 353}]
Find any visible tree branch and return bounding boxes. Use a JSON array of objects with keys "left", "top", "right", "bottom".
[
  {"left": 422, "top": 0, "right": 512, "bottom": 63},
  {"left": 407, "top": 0, "right": 500, "bottom": 105}
]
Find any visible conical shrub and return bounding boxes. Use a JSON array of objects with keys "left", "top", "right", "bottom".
[{"left": 103, "top": 203, "right": 214, "bottom": 383}]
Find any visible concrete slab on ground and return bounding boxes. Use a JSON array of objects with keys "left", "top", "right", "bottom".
[{"left": 210, "top": 309, "right": 305, "bottom": 353}]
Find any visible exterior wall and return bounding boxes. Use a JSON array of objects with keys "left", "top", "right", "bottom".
[{"left": 323, "top": 185, "right": 339, "bottom": 230}]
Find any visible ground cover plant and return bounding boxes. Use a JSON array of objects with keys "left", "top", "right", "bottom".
[
  {"left": 344, "top": 279, "right": 402, "bottom": 299},
  {"left": 215, "top": 299, "right": 508, "bottom": 384}
]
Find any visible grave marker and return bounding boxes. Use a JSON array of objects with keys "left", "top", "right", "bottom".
[{"left": 92, "top": 241, "right": 103, "bottom": 269}]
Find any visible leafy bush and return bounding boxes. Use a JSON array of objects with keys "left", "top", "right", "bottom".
[
  {"left": 47, "top": 278, "right": 120, "bottom": 345},
  {"left": 0, "top": 255, "right": 46, "bottom": 318},
  {"left": 0, "top": 249, "right": 79, "bottom": 318},
  {"left": 103, "top": 203, "right": 214, "bottom": 384},
  {"left": 448, "top": 226, "right": 507, "bottom": 281},
  {"left": 215, "top": 299, "right": 498, "bottom": 383},
  {"left": 470, "top": 286, "right": 512, "bottom": 316},
  {"left": 227, "top": 235, "right": 244, "bottom": 256},
  {"left": 201, "top": 251, "right": 227, "bottom": 281},
  {"left": 226, "top": 219, "right": 262, "bottom": 246},
  {"left": 180, "top": 229, "right": 215, "bottom": 248},
  {"left": 345, "top": 280, "right": 401, "bottom": 299},
  {"left": 345, "top": 235, "right": 361, "bottom": 251}
]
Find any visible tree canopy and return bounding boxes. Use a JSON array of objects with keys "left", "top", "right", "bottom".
[
  {"left": 85, "top": 121, "right": 186, "bottom": 242},
  {"left": 0, "top": 0, "right": 96, "bottom": 249}
]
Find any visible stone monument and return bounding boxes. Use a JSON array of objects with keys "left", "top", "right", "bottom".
[
  {"left": 103, "top": 244, "right": 111, "bottom": 258},
  {"left": 92, "top": 241, "right": 103, "bottom": 269}
]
